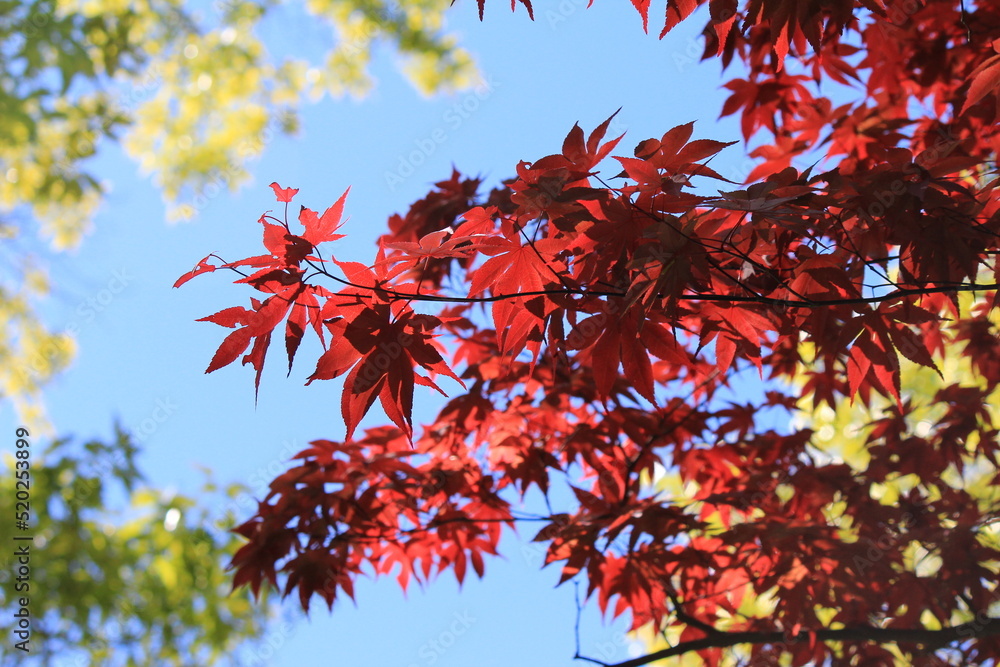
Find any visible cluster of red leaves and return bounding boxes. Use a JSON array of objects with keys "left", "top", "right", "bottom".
[{"left": 177, "top": 1, "right": 1000, "bottom": 665}]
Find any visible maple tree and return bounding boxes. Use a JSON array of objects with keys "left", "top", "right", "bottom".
[{"left": 176, "top": 0, "right": 1000, "bottom": 665}]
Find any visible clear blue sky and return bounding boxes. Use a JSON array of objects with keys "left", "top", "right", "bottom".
[{"left": 2, "top": 2, "right": 751, "bottom": 664}]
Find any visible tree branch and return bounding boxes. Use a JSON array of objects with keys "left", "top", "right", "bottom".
[
  {"left": 302, "top": 256, "right": 1000, "bottom": 310},
  {"left": 588, "top": 617, "right": 1000, "bottom": 667}
]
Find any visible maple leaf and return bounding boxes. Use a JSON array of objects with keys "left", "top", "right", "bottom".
[
  {"left": 299, "top": 187, "right": 350, "bottom": 247},
  {"left": 173, "top": 254, "right": 218, "bottom": 288},
  {"left": 197, "top": 306, "right": 252, "bottom": 329},
  {"left": 468, "top": 227, "right": 564, "bottom": 298},
  {"left": 269, "top": 182, "right": 299, "bottom": 203},
  {"left": 470, "top": 0, "right": 533, "bottom": 20},
  {"left": 309, "top": 305, "right": 466, "bottom": 440},
  {"left": 960, "top": 46, "right": 1000, "bottom": 117},
  {"left": 629, "top": 0, "right": 652, "bottom": 32},
  {"left": 662, "top": 0, "right": 703, "bottom": 38},
  {"left": 377, "top": 228, "right": 482, "bottom": 281}
]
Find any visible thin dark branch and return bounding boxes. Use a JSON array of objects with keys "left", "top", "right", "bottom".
[
  {"left": 516, "top": 218, "right": 579, "bottom": 292},
  {"left": 573, "top": 581, "right": 585, "bottom": 660},
  {"left": 300, "top": 254, "right": 1000, "bottom": 309},
  {"left": 666, "top": 590, "right": 723, "bottom": 637},
  {"left": 959, "top": 0, "right": 973, "bottom": 42},
  {"left": 335, "top": 255, "right": 996, "bottom": 315},
  {"left": 589, "top": 617, "right": 1000, "bottom": 667}
]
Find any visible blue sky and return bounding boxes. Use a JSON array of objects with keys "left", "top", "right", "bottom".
[{"left": 2, "top": 1, "right": 753, "bottom": 664}]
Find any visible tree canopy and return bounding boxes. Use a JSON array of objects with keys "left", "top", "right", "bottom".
[{"left": 178, "top": 0, "right": 1000, "bottom": 665}]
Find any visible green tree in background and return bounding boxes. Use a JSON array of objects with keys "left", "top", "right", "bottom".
[
  {"left": 0, "top": 0, "right": 479, "bottom": 424},
  {"left": 0, "top": 426, "right": 277, "bottom": 665}
]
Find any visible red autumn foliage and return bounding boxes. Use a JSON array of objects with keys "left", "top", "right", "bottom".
[{"left": 177, "top": 1, "right": 1000, "bottom": 665}]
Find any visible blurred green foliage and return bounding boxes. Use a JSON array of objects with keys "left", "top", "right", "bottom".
[{"left": 0, "top": 426, "right": 279, "bottom": 665}]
